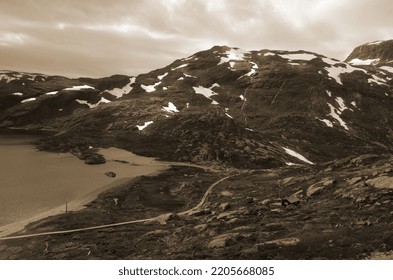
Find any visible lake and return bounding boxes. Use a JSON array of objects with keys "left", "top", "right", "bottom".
[{"left": 0, "top": 134, "right": 166, "bottom": 235}]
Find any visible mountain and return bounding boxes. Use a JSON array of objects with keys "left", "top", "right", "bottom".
[
  {"left": 1, "top": 43, "right": 393, "bottom": 167},
  {"left": 2, "top": 41, "right": 393, "bottom": 260},
  {"left": 346, "top": 40, "right": 393, "bottom": 67}
]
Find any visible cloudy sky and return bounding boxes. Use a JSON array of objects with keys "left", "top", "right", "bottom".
[{"left": 1, "top": 0, "right": 392, "bottom": 78}]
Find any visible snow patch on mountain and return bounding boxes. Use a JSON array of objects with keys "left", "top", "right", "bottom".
[
  {"left": 182, "top": 55, "right": 197, "bottom": 61},
  {"left": 45, "top": 91, "right": 58, "bottom": 95},
  {"left": 322, "top": 58, "right": 366, "bottom": 85},
  {"left": 158, "top": 73, "right": 168, "bottom": 80},
  {"left": 12, "top": 92, "right": 24, "bottom": 96},
  {"left": 317, "top": 118, "right": 333, "bottom": 128},
  {"left": 171, "top": 64, "right": 188, "bottom": 70},
  {"left": 162, "top": 102, "right": 178, "bottom": 113},
  {"left": 136, "top": 121, "right": 153, "bottom": 131},
  {"left": 239, "top": 62, "right": 259, "bottom": 79},
  {"left": 225, "top": 113, "right": 233, "bottom": 119},
  {"left": 193, "top": 85, "right": 219, "bottom": 104},
  {"left": 76, "top": 97, "right": 110, "bottom": 108},
  {"left": 64, "top": 85, "right": 95, "bottom": 91},
  {"left": 106, "top": 77, "right": 135, "bottom": 98},
  {"left": 141, "top": 81, "right": 161, "bottom": 93},
  {"left": 380, "top": 66, "right": 393, "bottom": 73},
  {"left": 368, "top": 41, "right": 382, "bottom": 45},
  {"left": 327, "top": 103, "right": 349, "bottom": 130},
  {"left": 184, "top": 73, "right": 196, "bottom": 78},
  {"left": 335, "top": 97, "right": 348, "bottom": 112},
  {"left": 218, "top": 48, "right": 249, "bottom": 66},
  {"left": 193, "top": 86, "right": 216, "bottom": 98},
  {"left": 263, "top": 52, "right": 275, "bottom": 57},
  {"left": 368, "top": 74, "right": 387, "bottom": 86},
  {"left": 283, "top": 147, "right": 314, "bottom": 165},
  {"left": 278, "top": 53, "right": 317, "bottom": 61},
  {"left": 0, "top": 74, "right": 17, "bottom": 83},
  {"left": 21, "top": 97, "right": 36, "bottom": 103},
  {"left": 348, "top": 58, "right": 380, "bottom": 65}
]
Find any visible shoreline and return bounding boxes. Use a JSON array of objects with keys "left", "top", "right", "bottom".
[{"left": 0, "top": 165, "right": 168, "bottom": 238}]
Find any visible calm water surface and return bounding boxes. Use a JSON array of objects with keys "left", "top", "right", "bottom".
[{"left": 0, "top": 135, "right": 163, "bottom": 228}]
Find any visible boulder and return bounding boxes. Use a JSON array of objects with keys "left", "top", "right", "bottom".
[
  {"left": 84, "top": 154, "right": 106, "bottom": 165},
  {"left": 306, "top": 184, "right": 324, "bottom": 197},
  {"left": 307, "top": 179, "right": 336, "bottom": 197},
  {"left": 366, "top": 176, "right": 393, "bottom": 189}
]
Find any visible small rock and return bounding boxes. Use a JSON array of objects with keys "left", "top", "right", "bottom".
[
  {"left": 219, "top": 202, "right": 231, "bottom": 211},
  {"left": 221, "top": 191, "right": 233, "bottom": 197},
  {"left": 194, "top": 224, "right": 208, "bottom": 232},
  {"left": 227, "top": 218, "right": 239, "bottom": 224},
  {"left": 105, "top": 171, "right": 116, "bottom": 178},
  {"left": 281, "top": 177, "right": 294, "bottom": 185},
  {"left": 349, "top": 177, "right": 362, "bottom": 185},
  {"left": 217, "top": 210, "right": 241, "bottom": 220},
  {"left": 281, "top": 195, "right": 301, "bottom": 207},
  {"left": 306, "top": 184, "right": 324, "bottom": 197},
  {"left": 322, "top": 179, "right": 337, "bottom": 187},
  {"left": 261, "top": 199, "right": 271, "bottom": 205},
  {"left": 245, "top": 197, "right": 255, "bottom": 204}
]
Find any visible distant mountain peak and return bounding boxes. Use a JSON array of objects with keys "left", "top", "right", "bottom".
[{"left": 346, "top": 39, "right": 393, "bottom": 66}]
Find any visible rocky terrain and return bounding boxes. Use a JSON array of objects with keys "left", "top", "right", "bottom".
[{"left": 1, "top": 40, "right": 393, "bottom": 259}]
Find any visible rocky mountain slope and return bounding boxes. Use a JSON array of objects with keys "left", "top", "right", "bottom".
[
  {"left": 1, "top": 41, "right": 393, "bottom": 167},
  {"left": 346, "top": 39, "right": 393, "bottom": 67},
  {"left": 1, "top": 40, "right": 393, "bottom": 259}
]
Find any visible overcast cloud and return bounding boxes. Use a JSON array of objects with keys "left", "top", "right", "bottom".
[{"left": 0, "top": 0, "right": 392, "bottom": 77}]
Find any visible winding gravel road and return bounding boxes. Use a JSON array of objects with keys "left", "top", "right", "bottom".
[{"left": 0, "top": 173, "right": 235, "bottom": 241}]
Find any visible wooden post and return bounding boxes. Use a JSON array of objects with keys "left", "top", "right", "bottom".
[{"left": 65, "top": 200, "right": 68, "bottom": 215}]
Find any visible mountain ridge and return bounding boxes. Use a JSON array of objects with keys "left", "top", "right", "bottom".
[{"left": 1, "top": 41, "right": 393, "bottom": 168}]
